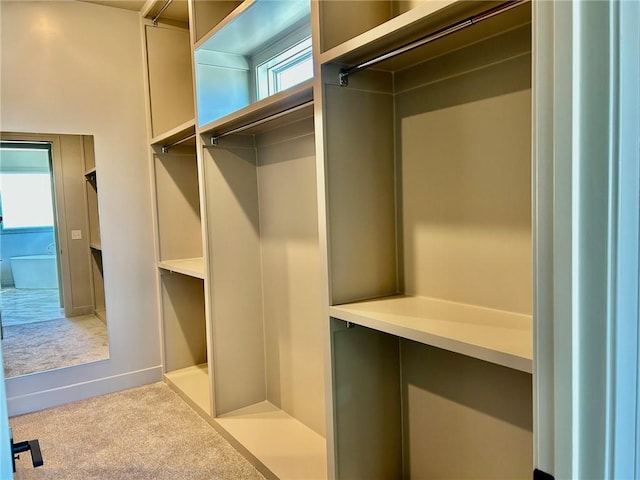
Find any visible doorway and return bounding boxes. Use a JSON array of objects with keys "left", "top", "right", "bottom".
[{"left": 0, "top": 141, "right": 64, "bottom": 330}]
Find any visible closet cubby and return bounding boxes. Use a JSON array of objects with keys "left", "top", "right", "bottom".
[
  {"left": 319, "top": 1, "right": 533, "bottom": 477},
  {"left": 160, "top": 271, "right": 209, "bottom": 415},
  {"left": 202, "top": 108, "right": 326, "bottom": 479},
  {"left": 190, "top": 0, "right": 242, "bottom": 45},
  {"left": 143, "top": 21, "right": 194, "bottom": 139},
  {"left": 193, "top": 0, "right": 312, "bottom": 129}
]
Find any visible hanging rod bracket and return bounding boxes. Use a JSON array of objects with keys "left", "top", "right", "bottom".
[
  {"left": 210, "top": 135, "right": 218, "bottom": 146},
  {"left": 161, "top": 146, "right": 169, "bottom": 154},
  {"left": 339, "top": 70, "right": 349, "bottom": 87},
  {"left": 152, "top": 0, "right": 173, "bottom": 26}
]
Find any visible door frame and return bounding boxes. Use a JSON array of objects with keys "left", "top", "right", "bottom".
[{"left": 0, "top": 132, "right": 74, "bottom": 318}]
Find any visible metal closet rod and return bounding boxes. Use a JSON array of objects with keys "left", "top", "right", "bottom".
[
  {"left": 161, "top": 133, "right": 195, "bottom": 153},
  {"left": 208, "top": 101, "right": 314, "bottom": 145},
  {"left": 339, "top": 0, "right": 528, "bottom": 86},
  {"left": 152, "top": 0, "right": 173, "bottom": 25}
]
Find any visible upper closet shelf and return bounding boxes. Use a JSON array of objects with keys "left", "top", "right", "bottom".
[
  {"left": 198, "top": 81, "right": 313, "bottom": 139},
  {"left": 141, "top": 0, "right": 189, "bottom": 27},
  {"left": 158, "top": 257, "right": 205, "bottom": 279},
  {"left": 84, "top": 167, "right": 96, "bottom": 179},
  {"left": 320, "top": 0, "right": 531, "bottom": 72},
  {"left": 150, "top": 118, "right": 196, "bottom": 151},
  {"left": 330, "top": 295, "right": 532, "bottom": 373}
]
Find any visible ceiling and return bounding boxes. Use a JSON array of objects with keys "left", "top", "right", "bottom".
[
  {"left": 82, "top": 1, "right": 146, "bottom": 12},
  {"left": 80, "top": 0, "right": 190, "bottom": 23}
]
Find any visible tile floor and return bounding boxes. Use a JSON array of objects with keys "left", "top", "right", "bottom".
[{"left": 0, "top": 287, "right": 64, "bottom": 326}]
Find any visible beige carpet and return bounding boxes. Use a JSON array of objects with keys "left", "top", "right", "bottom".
[
  {"left": 3, "top": 315, "right": 109, "bottom": 377},
  {"left": 10, "top": 383, "right": 267, "bottom": 480}
]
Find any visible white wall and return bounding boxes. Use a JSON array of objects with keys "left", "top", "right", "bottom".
[{"left": 1, "top": 0, "right": 162, "bottom": 414}]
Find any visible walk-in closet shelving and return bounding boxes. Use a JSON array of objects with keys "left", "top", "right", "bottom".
[
  {"left": 83, "top": 136, "right": 106, "bottom": 322},
  {"left": 193, "top": 0, "right": 313, "bottom": 128},
  {"left": 316, "top": 1, "right": 533, "bottom": 478},
  {"left": 201, "top": 104, "right": 326, "bottom": 480},
  {"left": 141, "top": 9, "right": 212, "bottom": 417}
]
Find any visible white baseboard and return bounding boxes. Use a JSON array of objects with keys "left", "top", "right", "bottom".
[{"left": 6, "top": 366, "right": 163, "bottom": 417}]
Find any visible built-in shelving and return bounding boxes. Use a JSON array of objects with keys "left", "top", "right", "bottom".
[
  {"left": 193, "top": 0, "right": 312, "bottom": 127},
  {"left": 89, "top": 242, "right": 102, "bottom": 251},
  {"left": 150, "top": 118, "right": 195, "bottom": 148},
  {"left": 164, "top": 364, "right": 210, "bottom": 416},
  {"left": 331, "top": 295, "right": 532, "bottom": 373},
  {"left": 158, "top": 257, "right": 205, "bottom": 279},
  {"left": 198, "top": 80, "right": 313, "bottom": 137},
  {"left": 216, "top": 401, "right": 327, "bottom": 480}
]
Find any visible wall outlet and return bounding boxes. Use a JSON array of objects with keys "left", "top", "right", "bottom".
[{"left": 71, "top": 230, "right": 82, "bottom": 240}]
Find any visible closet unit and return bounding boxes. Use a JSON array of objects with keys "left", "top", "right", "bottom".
[
  {"left": 314, "top": 1, "right": 533, "bottom": 478},
  {"left": 142, "top": 0, "right": 538, "bottom": 478},
  {"left": 83, "top": 135, "right": 106, "bottom": 322},
  {"left": 141, "top": 2, "right": 211, "bottom": 416},
  {"left": 143, "top": 1, "right": 326, "bottom": 478}
]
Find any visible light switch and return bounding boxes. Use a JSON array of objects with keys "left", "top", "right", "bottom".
[{"left": 71, "top": 230, "right": 82, "bottom": 240}]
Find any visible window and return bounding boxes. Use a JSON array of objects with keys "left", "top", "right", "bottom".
[
  {"left": 256, "top": 37, "right": 313, "bottom": 100},
  {"left": 0, "top": 145, "right": 55, "bottom": 232}
]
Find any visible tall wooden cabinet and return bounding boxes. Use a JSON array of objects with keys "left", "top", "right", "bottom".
[{"left": 141, "top": 1, "right": 536, "bottom": 478}]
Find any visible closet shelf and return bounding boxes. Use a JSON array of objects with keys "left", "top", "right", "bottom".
[
  {"left": 158, "top": 257, "right": 205, "bottom": 279},
  {"left": 165, "top": 364, "right": 210, "bottom": 417},
  {"left": 84, "top": 167, "right": 97, "bottom": 179},
  {"left": 216, "top": 401, "right": 327, "bottom": 480},
  {"left": 150, "top": 119, "right": 196, "bottom": 148},
  {"left": 89, "top": 242, "right": 102, "bottom": 251},
  {"left": 197, "top": 81, "right": 313, "bottom": 139},
  {"left": 330, "top": 295, "right": 532, "bottom": 373},
  {"left": 319, "top": 0, "right": 530, "bottom": 72}
]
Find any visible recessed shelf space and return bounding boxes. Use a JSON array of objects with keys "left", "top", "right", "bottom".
[
  {"left": 194, "top": 0, "right": 312, "bottom": 127},
  {"left": 330, "top": 319, "right": 533, "bottom": 479},
  {"left": 160, "top": 272, "right": 209, "bottom": 415},
  {"left": 143, "top": 21, "right": 194, "bottom": 138},
  {"left": 202, "top": 108, "right": 326, "bottom": 475},
  {"left": 152, "top": 147, "right": 203, "bottom": 265}
]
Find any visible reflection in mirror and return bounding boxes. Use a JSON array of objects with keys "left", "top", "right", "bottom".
[{"left": 0, "top": 133, "right": 109, "bottom": 377}]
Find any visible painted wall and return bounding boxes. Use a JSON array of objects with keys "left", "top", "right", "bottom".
[{"left": 0, "top": 1, "right": 161, "bottom": 413}]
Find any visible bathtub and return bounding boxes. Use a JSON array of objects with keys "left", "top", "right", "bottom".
[{"left": 10, "top": 254, "right": 59, "bottom": 289}]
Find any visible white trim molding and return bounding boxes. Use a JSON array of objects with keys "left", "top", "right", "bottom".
[{"left": 534, "top": 1, "right": 640, "bottom": 478}]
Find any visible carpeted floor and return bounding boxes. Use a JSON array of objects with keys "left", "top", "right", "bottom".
[
  {"left": 3, "top": 315, "right": 109, "bottom": 377},
  {"left": 10, "top": 383, "right": 267, "bottom": 480}
]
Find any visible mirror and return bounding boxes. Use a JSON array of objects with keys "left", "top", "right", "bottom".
[{"left": 0, "top": 133, "right": 109, "bottom": 377}]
